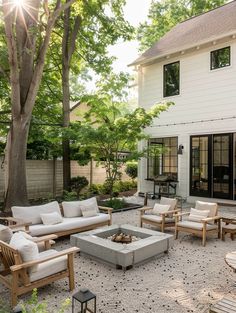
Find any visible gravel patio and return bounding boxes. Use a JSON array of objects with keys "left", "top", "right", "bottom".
[{"left": 1, "top": 202, "right": 236, "bottom": 313}]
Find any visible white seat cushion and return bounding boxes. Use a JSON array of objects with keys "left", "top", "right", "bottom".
[
  {"left": 143, "top": 214, "right": 175, "bottom": 224},
  {"left": 160, "top": 197, "right": 177, "bottom": 210},
  {"left": 12, "top": 201, "right": 61, "bottom": 225},
  {"left": 177, "top": 220, "right": 217, "bottom": 230},
  {"left": 29, "top": 213, "right": 110, "bottom": 236},
  {"left": 29, "top": 249, "right": 67, "bottom": 282}
]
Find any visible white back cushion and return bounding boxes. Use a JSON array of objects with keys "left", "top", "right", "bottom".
[
  {"left": 10, "top": 232, "right": 39, "bottom": 273},
  {"left": 195, "top": 201, "right": 217, "bottom": 218},
  {"left": 12, "top": 201, "right": 61, "bottom": 225},
  {"left": 160, "top": 197, "right": 177, "bottom": 211},
  {"left": 152, "top": 204, "right": 170, "bottom": 216},
  {"left": 188, "top": 208, "right": 209, "bottom": 223},
  {"left": 62, "top": 201, "right": 83, "bottom": 217},
  {"left": 0, "top": 225, "right": 13, "bottom": 243},
  {"left": 40, "top": 212, "right": 63, "bottom": 225}
]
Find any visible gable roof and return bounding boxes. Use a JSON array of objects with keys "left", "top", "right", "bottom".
[{"left": 130, "top": 1, "right": 236, "bottom": 66}]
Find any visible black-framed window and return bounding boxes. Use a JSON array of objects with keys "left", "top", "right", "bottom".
[
  {"left": 210, "top": 46, "right": 230, "bottom": 70},
  {"left": 147, "top": 137, "right": 178, "bottom": 180},
  {"left": 163, "top": 61, "right": 180, "bottom": 97}
]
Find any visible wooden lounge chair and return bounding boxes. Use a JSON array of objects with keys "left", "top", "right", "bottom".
[
  {"left": 175, "top": 201, "right": 221, "bottom": 246},
  {"left": 139, "top": 197, "right": 179, "bottom": 232},
  {"left": 0, "top": 239, "right": 79, "bottom": 307}
]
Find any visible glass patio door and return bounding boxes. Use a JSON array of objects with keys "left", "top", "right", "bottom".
[
  {"left": 190, "top": 135, "right": 211, "bottom": 197},
  {"left": 213, "top": 134, "right": 233, "bottom": 199}
]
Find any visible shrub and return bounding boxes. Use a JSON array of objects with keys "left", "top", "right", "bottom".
[
  {"left": 20, "top": 289, "right": 70, "bottom": 313},
  {"left": 70, "top": 176, "right": 89, "bottom": 196},
  {"left": 63, "top": 190, "right": 78, "bottom": 201},
  {"left": 103, "top": 198, "right": 125, "bottom": 210},
  {"left": 125, "top": 161, "right": 138, "bottom": 180}
]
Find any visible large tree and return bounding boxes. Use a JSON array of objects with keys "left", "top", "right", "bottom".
[
  {"left": 137, "top": 0, "right": 227, "bottom": 51},
  {"left": 1, "top": 0, "right": 77, "bottom": 209}
]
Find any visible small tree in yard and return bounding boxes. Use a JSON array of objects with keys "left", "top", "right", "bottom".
[{"left": 68, "top": 74, "right": 173, "bottom": 198}]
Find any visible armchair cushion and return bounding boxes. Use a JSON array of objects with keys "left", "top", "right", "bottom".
[
  {"left": 29, "top": 249, "right": 67, "bottom": 282},
  {"left": 0, "top": 224, "right": 13, "bottom": 243},
  {"left": 195, "top": 201, "right": 217, "bottom": 218},
  {"left": 152, "top": 204, "right": 170, "bottom": 216},
  {"left": 177, "top": 220, "right": 217, "bottom": 230},
  {"left": 12, "top": 201, "right": 61, "bottom": 225},
  {"left": 10, "top": 232, "right": 39, "bottom": 273},
  {"left": 160, "top": 197, "right": 177, "bottom": 211},
  {"left": 188, "top": 208, "right": 210, "bottom": 223},
  {"left": 142, "top": 214, "right": 174, "bottom": 224},
  {"left": 40, "top": 212, "right": 63, "bottom": 225}
]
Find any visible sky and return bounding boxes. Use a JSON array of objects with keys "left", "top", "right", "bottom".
[{"left": 108, "top": 0, "right": 152, "bottom": 73}]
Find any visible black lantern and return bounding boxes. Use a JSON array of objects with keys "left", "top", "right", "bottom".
[
  {"left": 72, "top": 288, "right": 96, "bottom": 313},
  {"left": 177, "top": 144, "right": 184, "bottom": 155}
]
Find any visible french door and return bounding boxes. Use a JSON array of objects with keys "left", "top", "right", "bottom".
[{"left": 190, "top": 133, "right": 233, "bottom": 199}]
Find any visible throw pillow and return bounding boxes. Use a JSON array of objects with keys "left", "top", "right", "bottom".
[
  {"left": 0, "top": 224, "right": 13, "bottom": 243},
  {"left": 188, "top": 208, "right": 210, "bottom": 223},
  {"left": 40, "top": 212, "right": 63, "bottom": 225},
  {"left": 10, "top": 232, "right": 39, "bottom": 273},
  {"left": 81, "top": 205, "right": 98, "bottom": 218},
  {"left": 152, "top": 204, "right": 170, "bottom": 216}
]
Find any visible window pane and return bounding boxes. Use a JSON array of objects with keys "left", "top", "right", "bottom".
[
  {"left": 164, "top": 62, "right": 180, "bottom": 97},
  {"left": 147, "top": 137, "right": 178, "bottom": 179},
  {"left": 211, "top": 47, "right": 230, "bottom": 70}
]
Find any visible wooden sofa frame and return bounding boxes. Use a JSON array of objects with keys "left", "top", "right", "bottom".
[{"left": 5, "top": 205, "right": 113, "bottom": 239}]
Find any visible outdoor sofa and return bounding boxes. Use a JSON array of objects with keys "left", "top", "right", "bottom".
[{"left": 11, "top": 197, "right": 112, "bottom": 237}]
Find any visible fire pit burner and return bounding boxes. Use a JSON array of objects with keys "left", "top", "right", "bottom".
[{"left": 111, "top": 233, "right": 132, "bottom": 243}]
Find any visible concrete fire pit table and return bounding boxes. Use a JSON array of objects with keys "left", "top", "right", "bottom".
[{"left": 71, "top": 224, "right": 174, "bottom": 270}]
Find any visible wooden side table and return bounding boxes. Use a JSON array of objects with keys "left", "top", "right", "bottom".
[
  {"left": 209, "top": 296, "right": 236, "bottom": 312},
  {"left": 222, "top": 224, "right": 236, "bottom": 241}
]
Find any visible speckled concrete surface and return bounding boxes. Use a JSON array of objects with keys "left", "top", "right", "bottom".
[{"left": 1, "top": 204, "right": 236, "bottom": 313}]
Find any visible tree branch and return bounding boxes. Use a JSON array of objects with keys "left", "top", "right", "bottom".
[{"left": 68, "top": 15, "right": 82, "bottom": 62}]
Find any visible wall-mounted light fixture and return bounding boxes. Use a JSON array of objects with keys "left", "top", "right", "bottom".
[{"left": 177, "top": 144, "right": 184, "bottom": 155}]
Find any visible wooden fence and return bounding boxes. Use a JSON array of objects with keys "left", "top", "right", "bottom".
[{"left": 0, "top": 158, "right": 130, "bottom": 201}]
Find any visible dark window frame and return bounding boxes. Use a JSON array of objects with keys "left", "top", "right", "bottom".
[
  {"left": 163, "top": 61, "right": 180, "bottom": 98},
  {"left": 210, "top": 46, "right": 231, "bottom": 70},
  {"left": 147, "top": 137, "right": 178, "bottom": 180}
]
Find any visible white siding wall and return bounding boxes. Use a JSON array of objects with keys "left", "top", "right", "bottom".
[{"left": 138, "top": 39, "right": 236, "bottom": 202}]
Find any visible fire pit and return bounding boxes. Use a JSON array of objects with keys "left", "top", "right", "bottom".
[{"left": 71, "top": 224, "right": 174, "bottom": 270}]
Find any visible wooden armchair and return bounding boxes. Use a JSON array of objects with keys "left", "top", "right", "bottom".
[
  {"left": 0, "top": 240, "right": 79, "bottom": 307},
  {"left": 139, "top": 197, "right": 180, "bottom": 232},
  {"left": 175, "top": 201, "right": 221, "bottom": 246}
]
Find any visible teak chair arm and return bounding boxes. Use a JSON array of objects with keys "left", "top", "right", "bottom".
[
  {"left": 10, "top": 247, "right": 80, "bottom": 271},
  {"left": 98, "top": 206, "right": 113, "bottom": 213},
  {"left": 138, "top": 207, "right": 153, "bottom": 213},
  {"left": 32, "top": 234, "right": 58, "bottom": 243},
  {"left": 201, "top": 216, "right": 221, "bottom": 223}
]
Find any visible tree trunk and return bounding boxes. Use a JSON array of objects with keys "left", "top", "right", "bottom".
[
  {"left": 4, "top": 117, "right": 30, "bottom": 209},
  {"left": 62, "top": 62, "right": 71, "bottom": 191}
]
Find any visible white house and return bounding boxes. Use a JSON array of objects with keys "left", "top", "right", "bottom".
[{"left": 130, "top": 1, "right": 236, "bottom": 203}]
